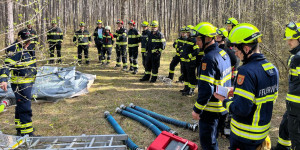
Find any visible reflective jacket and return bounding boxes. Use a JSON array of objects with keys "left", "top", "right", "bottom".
[
  {"left": 193, "top": 43, "right": 231, "bottom": 119},
  {"left": 146, "top": 31, "right": 166, "bottom": 53},
  {"left": 18, "top": 28, "right": 38, "bottom": 44},
  {"left": 127, "top": 28, "right": 141, "bottom": 47},
  {"left": 47, "top": 27, "right": 63, "bottom": 43},
  {"left": 286, "top": 45, "right": 300, "bottom": 115},
  {"left": 73, "top": 29, "right": 91, "bottom": 46},
  {"left": 219, "top": 44, "right": 239, "bottom": 77},
  {"left": 180, "top": 37, "right": 200, "bottom": 62},
  {"left": 173, "top": 37, "right": 185, "bottom": 57},
  {"left": 93, "top": 27, "right": 105, "bottom": 43},
  {"left": 0, "top": 42, "right": 37, "bottom": 84},
  {"left": 141, "top": 29, "right": 151, "bottom": 53},
  {"left": 223, "top": 53, "right": 279, "bottom": 145},
  {"left": 102, "top": 32, "right": 114, "bottom": 48},
  {"left": 114, "top": 27, "right": 127, "bottom": 46}
]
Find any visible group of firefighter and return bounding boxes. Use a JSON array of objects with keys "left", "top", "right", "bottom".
[{"left": 1, "top": 16, "right": 300, "bottom": 150}]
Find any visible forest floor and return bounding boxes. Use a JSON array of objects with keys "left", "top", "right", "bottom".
[{"left": 0, "top": 34, "right": 288, "bottom": 149}]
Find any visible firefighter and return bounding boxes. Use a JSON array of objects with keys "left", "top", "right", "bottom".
[
  {"left": 0, "top": 31, "right": 37, "bottom": 136},
  {"left": 273, "top": 22, "right": 300, "bottom": 150},
  {"left": 127, "top": 20, "right": 141, "bottom": 74},
  {"left": 167, "top": 26, "right": 186, "bottom": 81},
  {"left": 18, "top": 21, "right": 38, "bottom": 57},
  {"left": 216, "top": 28, "right": 238, "bottom": 85},
  {"left": 47, "top": 20, "right": 63, "bottom": 64},
  {"left": 93, "top": 20, "right": 105, "bottom": 63},
  {"left": 181, "top": 25, "right": 200, "bottom": 96},
  {"left": 101, "top": 26, "right": 114, "bottom": 65},
  {"left": 73, "top": 22, "right": 91, "bottom": 64},
  {"left": 114, "top": 19, "right": 128, "bottom": 71},
  {"left": 140, "top": 20, "right": 166, "bottom": 83},
  {"left": 141, "top": 21, "right": 151, "bottom": 70},
  {"left": 225, "top": 17, "right": 239, "bottom": 33},
  {"left": 214, "top": 23, "right": 279, "bottom": 149},
  {"left": 191, "top": 22, "right": 231, "bottom": 150}
]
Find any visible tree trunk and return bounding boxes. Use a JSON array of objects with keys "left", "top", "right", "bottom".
[{"left": 5, "top": 0, "right": 14, "bottom": 47}]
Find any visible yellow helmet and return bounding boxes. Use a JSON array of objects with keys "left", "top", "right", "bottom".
[
  {"left": 228, "top": 23, "right": 262, "bottom": 44},
  {"left": 192, "top": 22, "right": 217, "bottom": 37},
  {"left": 180, "top": 26, "right": 186, "bottom": 32},
  {"left": 185, "top": 25, "right": 194, "bottom": 32},
  {"left": 79, "top": 22, "right": 86, "bottom": 26},
  {"left": 150, "top": 20, "right": 159, "bottom": 27},
  {"left": 26, "top": 21, "right": 32, "bottom": 25},
  {"left": 217, "top": 28, "right": 228, "bottom": 38},
  {"left": 141, "top": 21, "right": 149, "bottom": 27},
  {"left": 51, "top": 20, "right": 57, "bottom": 24},
  {"left": 97, "top": 20, "right": 102, "bottom": 24},
  {"left": 284, "top": 22, "right": 300, "bottom": 40},
  {"left": 225, "top": 18, "right": 239, "bottom": 26}
]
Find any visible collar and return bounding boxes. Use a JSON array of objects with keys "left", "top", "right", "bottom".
[
  {"left": 204, "top": 42, "right": 218, "bottom": 54},
  {"left": 218, "top": 43, "right": 225, "bottom": 49},
  {"left": 290, "top": 44, "right": 300, "bottom": 55},
  {"left": 243, "top": 53, "right": 265, "bottom": 64}
]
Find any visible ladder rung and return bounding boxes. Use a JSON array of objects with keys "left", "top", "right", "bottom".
[
  {"left": 46, "top": 138, "right": 58, "bottom": 149},
  {"left": 109, "top": 137, "right": 113, "bottom": 146},
  {"left": 66, "top": 138, "right": 77, "bottom": 148},
  {"left": 88, "top": 137, "right": 95, "bottom": 147},
  {"left": 30, "top": 139, "right": 40, "bottom": 148}
]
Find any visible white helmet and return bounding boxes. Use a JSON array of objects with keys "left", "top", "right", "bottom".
[{"left": 105, "top": 26, "right": 111, "bottom": 30}]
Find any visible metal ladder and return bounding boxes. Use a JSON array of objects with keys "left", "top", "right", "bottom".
[{"left": 0, "top": 132, "right": 128, "bottom": 150}]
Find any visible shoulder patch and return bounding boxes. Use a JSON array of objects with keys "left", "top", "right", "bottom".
[
  {"left": 237, "top": 74, "right": 245, "bottom": 85},
  {"left": 202, "top": 63, "right": 207, "bottom": 71}
]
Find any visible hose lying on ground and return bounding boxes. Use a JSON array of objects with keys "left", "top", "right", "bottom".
[
  {"left": 116, "top": 107, "right": 162, "bottom": 136},
  {"left": 104, "top": 111, "right": 140, "bottom": 150},
  {"left": 120, "top": 104, "right": 177, "bottom": 135},
  {"left": 129, "top": 103, "right": 198, "bottom": 132}
]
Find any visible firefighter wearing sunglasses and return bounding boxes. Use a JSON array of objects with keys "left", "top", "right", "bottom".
[{"left": 273, "top": 22, "right": 300, "bottom": 150}]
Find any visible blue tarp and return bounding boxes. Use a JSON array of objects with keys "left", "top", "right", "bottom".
[{"left": 0, "top": 66, "right": 96, "bottom": 102}]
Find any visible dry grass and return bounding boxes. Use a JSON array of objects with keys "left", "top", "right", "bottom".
[{"left": 0, "top": 34, "right": 288, "bottom": 149}]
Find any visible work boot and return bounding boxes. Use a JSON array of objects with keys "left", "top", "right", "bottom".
[
  {"left": 49, "top": 60, "right": 54, "bottom": 64},
  {"left": 122, "top": 66, "right": 128, "bottom": 71},
  {"left": 86, "top": 61, "right": 90, "bottom": 65},
  {"left": 129, "top": 66, "right": 134, "bottom": 71},
  {"left": 106, "top": 62, "right": 110, "bottom": 66},
  {"left": 176, "top": 75, "right": 184, "bottom": 83},
  {"left": 140, "top": 74, "right": 150, "bottom": 82},
  {"left": 182, "top": 87, "right": 191, "bottom": 96},
  {"left": 16, "top": 130, "right": 21, "bottom": 136},
  {"left": 100, "top": 62, "right": 105, "bottom": 66},
  {"left": 186, "top": 88, "right": 195, "bottom": 96},
  {"left": 167, "top": 73, "right": 174, "bottom": 80},
  {"left": 132, "top": 69, "right": 138, "bottom": 75},
  {"left": 57, "top": 59, "right": 62, "bottom": 64},
  {"left": 180, "top": 85, "right": 189, "bottom": 92},
  {"left": 115, "top": 64, "right": 121, "bottom": 68},
  {"left": 150, "top": 76, "right": 157, "bottom": 83}
]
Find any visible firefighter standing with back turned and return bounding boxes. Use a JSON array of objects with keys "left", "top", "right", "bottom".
[
  {"left": 101, "top": 26, "right": 114, "bottom": 65},
  {"left": 214, "top": 23, "right": 279, "bottom": 150},
  {"left": 0, "top": 31, "right": 37, "bottom": 136},
  {"left": 191, "top": 22, "right": 231, "bottom": 150},
  {"left": 127, "top": 20, "right": 141, "bottom": 74},
  {"left": 140, "top": 20, "right": 166, "bottom": 83},
  {"left": 18, "top": 21, "right": 38, "bottom": 57},
  {"left": 73, "top": 22, "right": 91, "bottom": 65},
  {"left": 273, "top": 21, "right": 300, "bottom": 150},
  {"left": 47, "top": 20, "right": 63, "bottom": 64}
]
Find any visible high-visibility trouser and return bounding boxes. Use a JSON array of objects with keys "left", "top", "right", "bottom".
[
  {"left": 115, "top": 45, "right": 127, "bottom": 66},
  {"left": 101, "top": 47, "right": 112, "bottom": 63},
  {"left": 145, "top": 52, "right": 161, "bottom": 77},
  {"left": 273, "top": 111, "right": 291, "bottom": 150},
  {"left": 182, "top": 61, "right": 197, "bottom": 89},
  {"left": 128, "top": 46, "right": 139, "bottom": 69},
  {"left": 49, "top": 42, "right": 62, "bottom": 60},
  {"left": 12, "top": 83, "right": 34, "bottom": 135},
  {"left": 78, "top": 45, "right": 89, "bottom": 63},
  {"left": 95, "top": 41, "right": 103, "bottom": 61},
  {"left": 286, "top": 101, "right": 300, "bottom": 150},
  {"left": 168, "top": 55, "right": 182, "bottom": 80}
]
